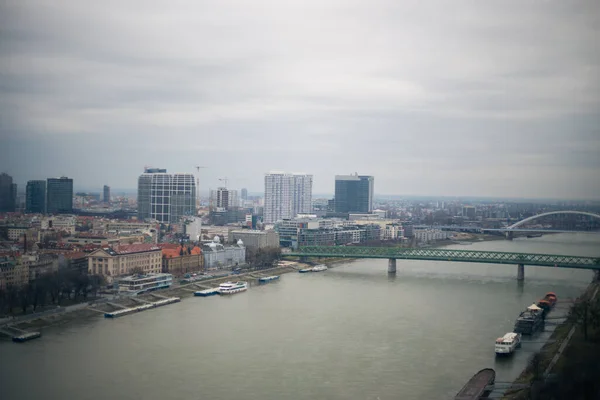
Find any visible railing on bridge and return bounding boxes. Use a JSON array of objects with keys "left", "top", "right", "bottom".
[{"left": 286, "top": 246, "right": 600, "bottom": 270}]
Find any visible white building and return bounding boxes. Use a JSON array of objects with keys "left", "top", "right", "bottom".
[
  {"left": 414, "top": 229, "right": 451, "bottom": 243},
  {"left": 137, "top": 168, "right": 196, "bottom": 223},
  {"left": 184, "top": 216, "right": 202, "bottom": 242},
  {"left": 7, "top": 226, "right": 29, "bottom": 241},
  {"left": 264, "top": 172, "right": 313, "bottom": 223},
  {"left": 382, "top": 224, "right": 404, "bottom": 240},
  {"left": 202, "top": 238, "right": 246, "bottom": 269}
]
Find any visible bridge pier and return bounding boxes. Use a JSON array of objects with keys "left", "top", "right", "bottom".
[
  {"left": 506, "top": 231, "right": 514, "bottom": 240},
  {"left": 517, "top": 264, "right": 525, "bottom": 281},
  {"left": 388, "top": 259, "right": 397, "bottom": 274},
  {"left": 299, "top": 256, "right": 309, "bottom": 263}
]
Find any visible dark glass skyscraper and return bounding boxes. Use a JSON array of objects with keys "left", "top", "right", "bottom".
[
  {"left": 103, "top": 185, "right": 111, "bottom": 203},
  {"left": 0, "top": 173, "right": 16, "bottom": 212},
  {"left": 26, "top": 180, "right": 46, "bottom": 213},
  {"left": 47, "top": 177, "right": 73, "bottom": 214},
  {"left": 334, "top": 174, "right": 374, "bottom": 213}
]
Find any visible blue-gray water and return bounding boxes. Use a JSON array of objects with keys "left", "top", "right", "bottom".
[{"left": 1, "top": 233, "right": 599, "bottom": 400}]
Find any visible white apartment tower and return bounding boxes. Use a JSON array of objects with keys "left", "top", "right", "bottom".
[
  {"left": 137, "top": 168, "right": 196, "bottom": 223},
  {"left": 209, "top": 187, "right": 239, "bottom": 210},
  {"left": 264, "top": 172, "right": 313, "bottom": 223}
]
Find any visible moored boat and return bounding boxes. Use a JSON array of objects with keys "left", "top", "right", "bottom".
[
  {"left": 495, "top": 332, "right": 521, "bottom": 356},
  {"left": 299, "top": 268, "right": 313, "bottom": 273},
  {"left": 455, "top": 368, "right": 495, "bottom": 400},
  {"left": 514, "top": 304, "right": 545, "bottom": 334},
  {"left": 258, "top": 275, "right": 280, "bottom": 283},
  {"left": 218, "top": 281, "right": 248, "bottom": 295},
  {"left": 311, "top": 265, "right": 328, "bottom": 272}
]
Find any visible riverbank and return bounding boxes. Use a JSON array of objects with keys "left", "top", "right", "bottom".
[
  {"left": 0, "top": 264, "right": 305, "bottom": 336},
  {"left": 502, "top": 278, "right": 600, "bottom": 399}
]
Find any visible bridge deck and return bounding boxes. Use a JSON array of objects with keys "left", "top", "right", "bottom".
[{"left": 286, "top": 247, "right": 600, "bottom": 270}]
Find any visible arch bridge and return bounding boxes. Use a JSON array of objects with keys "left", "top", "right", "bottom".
[
  {"left": 503, "top": 210, "right": 600, "bottom": 239},
  {"left": 285, "top": 246, "right": 600, "bottom": 281}
]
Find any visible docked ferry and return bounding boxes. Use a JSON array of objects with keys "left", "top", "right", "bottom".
[
  {"left": 495, "top": 332, "right": 521, "bottom": 356},
  {"left": 514, "top": 304, "right": 545, "bottom": 335},
  {"left": 218, "top": 281, "right": 248, "bottom": 295},
  {"left": 311, "top": 265, "right": 328, "bottom": 272}
]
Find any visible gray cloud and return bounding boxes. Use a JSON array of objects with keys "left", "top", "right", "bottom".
[{"left": 1, "top": 0, "right": 599, "bottom": 199}]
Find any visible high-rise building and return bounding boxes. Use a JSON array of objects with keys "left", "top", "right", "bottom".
[
  {"left": 137, "top": 168, "right": 196, "bottom": 223},
  {"left": 334, "top": 174, "right": 374, "bottom": 214},
  {"left": 46, "top": 177, "right": 73, "bottom": 214},
  {"left": 26, "top": 180, "right": 46, "bottom": 213},
  {"left": 241, "top": 188, "right": 248, "bottom": 201},
  {"left": 264, "top": 172, "right": 313, "bottom": 223},
  {"left": 103, "top": 185, "right": 111, "bottom": 203},
  {"left": 0, "top": 173, "right": 16, "bottom": 212},
  {"left": 210, "top": 187, "right": 238, "bottom": 210}
]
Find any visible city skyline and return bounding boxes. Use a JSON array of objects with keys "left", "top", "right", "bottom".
[{"left": 1, "top": 1, "right": 599, "bottom": 199}]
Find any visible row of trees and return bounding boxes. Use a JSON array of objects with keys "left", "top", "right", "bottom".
[
  {"left": 0, "top": 270, "right": 106, "bottom": 316},
  {"left": 245, "top": 247, "right": 282, "bottom": 269}
]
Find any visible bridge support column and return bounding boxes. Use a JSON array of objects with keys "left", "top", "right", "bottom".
[
  {"left": 388, "top": 259, "right": 397, "bottom": 274},
  {"left": 517, "top": 264, "right": 525, "bottom": 281},
  {"left": 506, "top": 231, "right": 514, "bottom": 240},
  {"left": 299, "top": 256, "right": 309, "bottom": 263}
]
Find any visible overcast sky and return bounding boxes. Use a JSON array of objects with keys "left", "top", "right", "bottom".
[{"left": 1, "top": 0, "right": 599, "bottom": 199}]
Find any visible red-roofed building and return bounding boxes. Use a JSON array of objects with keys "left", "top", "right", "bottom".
[
  {"left": 86, "top": 243, "right": 162, "bottom": 282},
  {"left": 162, "top": 245, "right": 204, "bottom": 276}
]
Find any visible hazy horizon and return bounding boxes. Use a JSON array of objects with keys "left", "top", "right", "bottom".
[{"left": 1, "top": 1, "right": 599, "bottom": 199}]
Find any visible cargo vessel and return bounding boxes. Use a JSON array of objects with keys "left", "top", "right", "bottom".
[
  {"left": 455, "top": 368, "right": 495, "bottom": 400},
  {"left": 513, "top": 304, "right": 545, "bottom": 334}
]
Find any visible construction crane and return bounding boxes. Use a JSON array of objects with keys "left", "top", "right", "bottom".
[
  {"left": 194, "top": 166, "right": 208, "bottom": 209},
  {"left": 218, "top": 177, "right": 229, "bottom": 187}
]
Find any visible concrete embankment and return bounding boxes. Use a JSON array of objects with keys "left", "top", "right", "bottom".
[{"left": 502, "top": 279, "right": 600, "bottom": 399}]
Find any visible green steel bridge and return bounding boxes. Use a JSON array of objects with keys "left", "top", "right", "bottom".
[{"left": 285, "top": 246, "right": 600, "bottom": 280}]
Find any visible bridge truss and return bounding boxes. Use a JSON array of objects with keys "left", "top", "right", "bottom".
[{"left": 286, "top": 246, "right": 600, "bottom": 270}]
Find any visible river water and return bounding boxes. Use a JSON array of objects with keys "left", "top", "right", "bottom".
[{"left": 1, "top": 233, "right": 599, "bottom": 400}]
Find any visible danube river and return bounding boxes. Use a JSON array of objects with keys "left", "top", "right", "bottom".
[{"left": 1, "top": 233, "right": 599, "bottom": 400}]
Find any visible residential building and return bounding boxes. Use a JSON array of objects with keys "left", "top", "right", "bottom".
[
  {"left": 382, "top": 224, "right": 405, "bottom": 240},
  {"left": 230, "top": 230, "right": 280, "bottom": 251},
  {"left": 59, "top": 252, "right": 89, "bottom": 274},
  {"left": 210, "top": 187, "right": 238, "bottom": 210},
  {"left": 183, "top": 216, "right": 202, "bottom": 241},
  {"left": 47, "top": 177, "right": 73, "bottom": 214},
  {"left": 26, "top": 180, "right": 47, "bottom": 214},
  {"left": 22, "top": 253, "right": 59, "bottom": 281},
  {"left": 43, "top": 215, "right": 77, "bottom": 234},
  {"left": 137, "top": 168, "right": 196, "bottom": 223},
  {"left": 0, "top": 173, "right": 16, "bottom": 212},
  {"left": 7, "top": 226, "right": 29, "bottom": 241},
  {"left": 264, "top": 172, "right": 313, "bottom": 223},
  {"left": 103, "top": 185, "right": 111, "bottom": 203},
  {"left": 202, "top": 239, "right": 246, "bottom": 269},
  {"left": 0, "top": 256, "right": 29, "bottom": 289},
  {"left": 462, "top": 206, "right": 476, "bottom": 219},
  {"left": 86, "top": 243, "right": 162, "bottom": 282},
  {"left": 334, "top": 174, "right": 374, "bottom": 213},
  {"left": 162, "top": 245, "right": 204, "bottom": 276},
  {"left": 414, "top": 229, "right": 451, "bottom": 243},
  {"left": 276, "top": 217, "right": 380, "bottom": 248}
]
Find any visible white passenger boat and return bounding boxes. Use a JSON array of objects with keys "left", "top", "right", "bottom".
[
  {"left": 494, "top": 332, "right": 521, "bottom": 356},
  {"left": 218, "top": 281, "right": 248, "bottom": 295},
  {"left": 311, "top": 265, "right": 328, "bottom": 272}
]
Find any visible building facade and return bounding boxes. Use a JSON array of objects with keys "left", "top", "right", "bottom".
[
  {"left": 0, "top": 256, "right": 29, "bottom": 289},
  {"left": 137, "top": 168, "right": 196, "bottom": 223},
  {"left": 162, "top": 245, "right": 204, "bottom": 276},
  {"left": 210, "top": 187, "right": 238, "bottom": 210},
  {"left": 0, "top": 173, "right": 16, "bottom": 212},
  {"left": 334, "top": 174, "right": 374, "bottom": 213},
  {"left": 202, "top": 240, "right": 246, "bottom": 269},
  {"left": 230, "top": 230, "right": 280, "bottom": 251},
  {"left": 87, "top": 243, "right": 162, "bottom": 282},
  {"left": 264, "top": 172, "right": 313, "bottom": 223},
  {"left": 26, "top": 180, "right": 46, "bottom": 213},
  {"left": 47, "top": 177, "right": 73, "bottom": 214}
]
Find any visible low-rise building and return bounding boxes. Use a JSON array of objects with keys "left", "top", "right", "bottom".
[
  {"left": 22, "top": 253, "right": 59, "bottom": 281},
  {"left": 202, "top": 239, "right": 246, "bottom": 269},
  {"left": 414, "top": 228, "right": 451, "bottom": 243},
  {"left": 162, "top": 245, "right": 204, "bottom": 276},
  {"left": 7, "top": 226, "right": 29, "bottom": 241},
  {"left": 86, "top": 243, "right": 162, "bottom": 282},
  {"left": 229, "top": 230, "right": 280, "bottom": 251},
  {"left": 382, "top": 224, "right": 404, "bottom": 240}
]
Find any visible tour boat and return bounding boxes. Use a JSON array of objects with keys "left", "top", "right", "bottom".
[
  {"left": 258, "top": 275, "right": 280, "bottom": 283},
  {"left": 299, "top": 268, "right": 313, "bottom": 273},
  {"left": 311, "top": 265, "right": 328, "bottom": 272},
  {"left": 494, "top": 332, "right": 521, "bottom": 356},
  {"left": 218, "top": 281, "right": 248, "bottom": 295}
]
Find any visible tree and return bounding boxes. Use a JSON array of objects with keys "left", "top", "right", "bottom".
[{"left": 569, "top": 297, "right": 600, "bottom": 341}]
